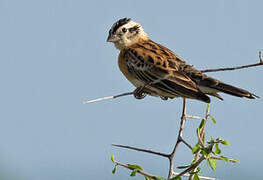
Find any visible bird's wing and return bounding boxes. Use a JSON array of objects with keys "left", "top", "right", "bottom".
[{"left": 124, "top": 40, "right": 210, "bottom": 102}]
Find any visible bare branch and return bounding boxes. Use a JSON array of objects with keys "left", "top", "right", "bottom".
[
  {"left": 201, "top": 62, "right": 263, "bottom": 73},
  {"left": 112, "top": 144, "right": 169, "bottom": 158},
  {"left": 201, "top": 51, "right": 263, "bottom": 73},
  {"left": 167, "top": 98, "right": 187, "bottom": 179},
  {"left": 83, "top": 91, "right": 133, "bottom": 104},
  {"left": 180, "top": 138, "right": 193, "bottom": 150},
  {"left": 112, "top": 137, "right": 192, "bottom": 157}
]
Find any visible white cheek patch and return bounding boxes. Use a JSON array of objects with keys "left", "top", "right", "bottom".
[{"left": 112, "top": 21, "right": 149, "bottom": 50}]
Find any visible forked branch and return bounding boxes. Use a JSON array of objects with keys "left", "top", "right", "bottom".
[
  {"left": 112, "top": 99, "right": 199, "bottom": 179},
  {"left": 167, "top": 98, "right": 187, "bottom": 179}
]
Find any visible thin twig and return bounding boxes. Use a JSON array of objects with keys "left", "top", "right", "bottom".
[
  {"left": 181, "top": 138, "right": 193, "bottom": 150},
  {"left": 83, "top": 91, "right": 133, "bottom": 104},
  {"left": 185, "top": 115, "right": 201, "bottom": 119},
  {"left": 201, "top": 62, "right": 263, "bottom": 73},
  {"left": 211, "top": 156, "right": 239, "bottom": 163},
  {"left": 112, "top": 144, "right": 169, "bottom": 158},
  {"left": 167, "top": 98, "right": 187, "bottom": 179},
  {"left": 112, "top": 159, "right": 157, "bottom": 179},
  {"left": 188, "top": 104, "right": 210, "bottom": 180},
  {"left": 198, "top": 105, "right": 210, "bottom": 147},
  {"left": 112, "top": 137, "right": 192, "bottom": 156},
  {"left": 201, "top": 51, "right": 263, "bottom": 73}
]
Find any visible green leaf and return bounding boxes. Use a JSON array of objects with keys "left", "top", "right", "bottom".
[
  {"left": 177, "top": 165, "right": 190, "bottom": 169},
  {"left": 144, "top": 176, "right": 154, "bottom": 180},
  {"left": 219, "top": 156, "right": 229, "bottom": 162},
  {"left": 145, "top": 176, "right": 156, "bottom": 180},
  {"left": 193, "top": 173, "right": 200, "bottom": 180},
  {"left": 196, "top": 127, "right": 201, "bottom": 138},
  {"left": 112, "top": 166, "right": 117, "bottom": 174},
  {"left": 130, "top": 170, "right": 137, "bottom": 177},
  {"left": 127, "top": 164, "right": 143, "bottom": 171},
  {"left": 155, "top": 177, "right": 167, "bottom": 180},
  {"left": 192, "top": 143, "right": 201, "bottom": 154},
  {"left": 200, "top": 148, "right": 210, "bottom": 156},
  {"left": 199, "top": 119, "right": 205, "bottom": 129},
  {"left": 209, "top": 114, "right": 216, "bottom": 124},
  {"left": 111, "top": 154, "right": 115, "bottom": 162},
  {"left": 169, "top": 176, "right": 181, "bottom": 180},
  {"left": 144, "top": 176, "right": 152, "bottom": 180},
  {"left": 208, "top": 158, "right": 217, "bottom": 171},
  {"left": 231, "top": 159, "right": 240, "bottom": 163},
  {"left": 207, "top": 104, "right": 210, "bottom": 112},
  {"left": 214, "top": 144, "right": 221, "bottom": 155},
  {"left": 220, "top": 140, "right": 229, "bottom": 145},
  {"left": 196, "top": 167, "right": 202, "bottom": 174}
]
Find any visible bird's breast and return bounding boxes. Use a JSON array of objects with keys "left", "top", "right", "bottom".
[{"left": 118, "top": 52, "right": 142, "bottom": 87}]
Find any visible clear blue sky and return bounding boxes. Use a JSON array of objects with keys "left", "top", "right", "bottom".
[{"left": 0, "top": 0, "right": 262, "bottom": 179}]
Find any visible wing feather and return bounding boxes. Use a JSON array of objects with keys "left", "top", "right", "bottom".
[{"left": 123, "top": 40, "right": 210, "bottom": 102}]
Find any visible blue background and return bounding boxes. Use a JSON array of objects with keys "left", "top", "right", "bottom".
[{"left": 0, "top": 0, "right": 262, "bottom": 179}]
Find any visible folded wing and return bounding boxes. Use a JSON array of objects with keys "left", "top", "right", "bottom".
[{"left": 124, "top": 42, "right": 211, "bottom": 103}]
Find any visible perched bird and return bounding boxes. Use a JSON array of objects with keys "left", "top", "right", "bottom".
[{"left": 107, "top": 18, "right": 258, "bottom": 103}]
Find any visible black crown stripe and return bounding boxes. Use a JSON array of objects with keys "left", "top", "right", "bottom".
[{"left": 111, "top": 18, "right": 131, "bottom": 34}]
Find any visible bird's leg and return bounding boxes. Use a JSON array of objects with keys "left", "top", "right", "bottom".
[{"left": 133, "top": 86, "right": 147, "bottom": 100}]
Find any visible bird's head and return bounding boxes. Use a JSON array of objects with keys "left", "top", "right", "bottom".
[{"left": 107, "top": 18, "right": 148, "bottom": 50}]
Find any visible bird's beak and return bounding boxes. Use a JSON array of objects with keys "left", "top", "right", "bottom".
[{"left": 107, "top": 34, "right": 119, "bottom": 42}]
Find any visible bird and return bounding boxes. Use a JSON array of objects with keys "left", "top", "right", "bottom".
[{"left": 107, "top": 18, "right": 258, "bottom": 103}]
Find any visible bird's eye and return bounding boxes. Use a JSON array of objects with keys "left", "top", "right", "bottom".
[{"left": 122, "top": 28, "right": 127, "bottom": 33}]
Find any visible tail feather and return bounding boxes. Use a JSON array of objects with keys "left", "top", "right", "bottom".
[{"left": 214, "top": 82, "right": 259, "bottom": 99}]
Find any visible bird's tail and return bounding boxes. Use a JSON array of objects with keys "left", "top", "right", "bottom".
[{"left": 213, "top": 81, "right": 259, "bottom": 99}]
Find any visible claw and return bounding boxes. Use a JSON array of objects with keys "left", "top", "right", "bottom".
[{"left": 133, "top": 87, "right": 147, "bottom": 100}]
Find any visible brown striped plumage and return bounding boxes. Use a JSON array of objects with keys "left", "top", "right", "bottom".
[{"left": 107, "top": 18, "right": 258, "bottom": 103}]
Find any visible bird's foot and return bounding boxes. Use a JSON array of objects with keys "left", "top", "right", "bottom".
[
  {"left": 160, "top": 96, "right": 168, "bottom": 101},
  {"left": 133, "top": 87, "right": 146, "bottom": 100}
]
